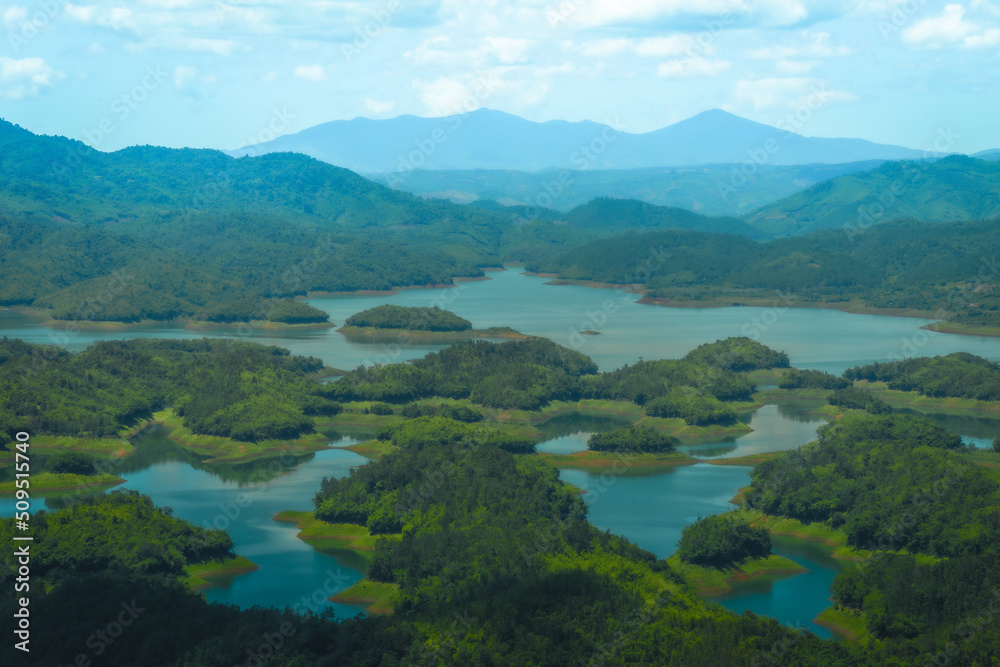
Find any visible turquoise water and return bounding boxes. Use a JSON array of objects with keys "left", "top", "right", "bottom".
[
  {"left": 4, "top": 267, "right": 1000, "bottom": 630},
  {"left": 4, "top": 268, "right": 1000, "bottom": 374}
]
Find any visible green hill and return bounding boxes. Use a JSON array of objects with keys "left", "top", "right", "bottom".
[
  {"left": 748, "top": 155, "right": 1000, "bottom": 237},
  {"left": 0, "top": 119, "right": 578, "bottom": 322},
  {"left": 526, "top": 219, "right": 1000, "bottom": 330},
  {"left": 561, "top": 197, "right": 767, "bottom": 239}
]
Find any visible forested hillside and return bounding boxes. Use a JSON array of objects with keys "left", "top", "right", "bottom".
[
  {"left": 748, "top": 155, "right": 1000, "bottom": 237},
  {"left": 0, "top": 338, "right": 339, "bottom": 446},
  {"left": 526, "top": 219, "right": 1000, "bottom": 330}
]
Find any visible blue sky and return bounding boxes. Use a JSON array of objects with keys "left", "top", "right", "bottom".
[{"left": 1, "top": 0, "right": 998, "bottom": 154}]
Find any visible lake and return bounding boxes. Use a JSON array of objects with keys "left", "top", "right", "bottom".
[{"left": 3, "top": 267, "right": 1000, "bottom": 635}]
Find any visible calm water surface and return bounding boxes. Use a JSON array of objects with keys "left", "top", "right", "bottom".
[{"left": 4, "top": 268, "right": 1000, "bottom": 631}]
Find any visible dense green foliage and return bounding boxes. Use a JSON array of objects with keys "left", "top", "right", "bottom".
[
  {"left": 45, "top": 451, "right": 97, "bottom": 475},
  {"left": 0, "top": 338, "right": 339, "bottom": 445},
  {"left": 310, "top": 439, "right": 858, "bottom": 666},
  {"left": 748, "top": 155, "right": 1000, "bottom": 236},
  {"left": 587, "top": 424, "right": 679, "bottom": 453},
  {"left": 331, "top": 337, "right": 773, "bottom": 426},
  {"left": 677, "top": 515, "right": 772, "bottom": 567},
  {"left": 400, "top": 401, "right": 484, "bottom": 421},
  {"left": 827, "top": 386, "right": 892, "bottom": 414},
  {"left": 845, "top": 352, "right": 1000, "bottom": 401},
  {"left": 832, "top": 551, "right": 1000, "bottom": 643},
  {"left": 778, "top": 368, "right": 851, "bottom": 390},
  {"left": 0, "top": 120, "right": 564, "bottom": 321},
  {"left": 344, "top": 304, "right": 472, "bottom": 331},
  {"left": 0, "top": 490, "right": 233, "bottom": 577},
  {"left": 560, "top": 197, "right": 765, "bottom": 238},
  {"left": 644, "top": 388, "right": 738, "bottom": 425},
  {"left": 581, "top": 357, "right": 756, "bottom": 405},
  {"left": 683, "top": 337, "right": 790, "bottom": 371},
  {"left": 744, "top": 413, "right": 990, "bottom": 556},
  {"left": 329, "top": 338, "right": 597, "bottom": 409},
  {"left": 372, "top": 416, "right": 534, "bottom": 454}
]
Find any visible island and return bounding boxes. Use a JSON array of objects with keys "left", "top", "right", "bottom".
[{"left": 337, "top": 304, "right": 529, "bottom": 340}]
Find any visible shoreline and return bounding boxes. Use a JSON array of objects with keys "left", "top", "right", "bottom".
[
  {"left": 504, "top": 276, "right": 1000, "bottom": 339},
  {"left": 667, "top": 553, "right": 807, "bottom": 597},
  {"left": 538, "top": 449, "right": 697, "bottom": 473},
  {"left": 184, "top": 557, "right": 259, "bottom": 591},
  {"left": 336, "top": 325, "right": 529, "bottom": 340}
]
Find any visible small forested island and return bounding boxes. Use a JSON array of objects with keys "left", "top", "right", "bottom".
[{"left": 338, "top": 304, "right": 526, "bottom": 340}]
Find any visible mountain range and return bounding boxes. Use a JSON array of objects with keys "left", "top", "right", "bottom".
[{"left": 231, "top": 108, "right": 936, "bottom": 173}]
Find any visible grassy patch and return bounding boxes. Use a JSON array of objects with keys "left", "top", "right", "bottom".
[
  {"left": 666, "top": 553, "right": 805, "bottom": 596},
  {"left": 273, "top": 510, "right": 392, "bottom": 558},
  {"left": 329, "top": 580, "right": 399, "bottom": 614},
  {"left": 154, "top": 409, "right": 332, "bottom": 463},
  {"left": 860, "top": 384, "right": 1000, "bottom": 416},
  {"left": 815, "top": 606, "right": 871, "bottom": 644},
  {"left": 345, "top": 439, "right": 398, "bottom": 460},
  {"left": 736, "top": 509, "right": 869, "bottom": 561},
  {"left": 0, "top": 471, "right": 124, "bottom": 496},
  {"left": 704, "top": 453, "right": 783, "bottom": 467},
  {"left": 538, "top": 449, "right": 697, "bottom": 474},
  {"left": 965, "top": 450, "right": 1000, "bottom": 470},
  {"left": 28, "top": 434, "right": 133, "bottom": 457},
  {"left": 183, "top": 556, "right": 259, "bottom": 591},
  {"left": 923, "top": 321, "right": 1000, "bottom": 338}
]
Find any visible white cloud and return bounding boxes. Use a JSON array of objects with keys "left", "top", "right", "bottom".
[
  {"left": 97, "top": 7, "right": 137, "bottom": 31},
  {"left": 173, "top": 65, "right": 197, "bottom": 88},
  {"left": 579, "top": 36, "right": 693, "bottom": 58},
  {"left": 657, "top": 57, "right": 730, "bottom": 78},
  {"left": 732, "top": 77, "right": 857, "bottom": 111},
  {"left": 125, "top": 36, "right": 237, "bottom": 54},
  {"left": 173, "top": 65, "right": 215, "bottom": 89},
  {"left": 364, "top": 98, "right": 396, "bottom": 115},
  {"left": 64, "top": 4, "right": 97, "bottom": 22},
  {"left": 0, "top": 57, "right": 64, "bottom": 99},
  {"left": 774, "top": 59, "right": 821, "bottom": 74},
  {"left": 3, "top": 6, "right": 27, "bottom": 24},
  {"left": 903, "top": 3, "right": 1000, "bottom": 48},
  {"left": 484, "top": 37, "right": 531, "bottom": 64},
  {"left": 413, "top": 76, "right": 471, "bottom": 116},
  {"left": 293, "top": 64, "right": 328, "bottom": 81},
  {"left": 748, "top": 31, "right": 852, "bottom": 59},
  {"left": 86, "top": 42, "right": 107, "bottom": 55}
]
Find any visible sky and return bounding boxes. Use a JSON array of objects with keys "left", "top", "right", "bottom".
[{"left": 0, "top": 0, "right": 998, "bottom": 154}]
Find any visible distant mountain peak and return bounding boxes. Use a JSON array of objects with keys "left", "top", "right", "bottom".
[{"left": 230, "top": 108, "right": 932, "bottom": 173}]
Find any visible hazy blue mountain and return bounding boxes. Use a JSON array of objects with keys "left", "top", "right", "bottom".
[
  {"left": 747, "top": 155, "right": 1000, "bottom": 237},
  {"left": 973, "top": 148, "right": 1000, "bottom": 160},
  {"left": 232, "top": 108, "right": 933, "bottom": 172},
  {"left": 373, "top": 161, "right": 886, "bottom": 217}
]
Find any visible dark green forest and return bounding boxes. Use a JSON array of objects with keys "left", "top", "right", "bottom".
[
  {"left": 344, "top": 305, "right": 472, "bottom": 331},
  {"left": 0, "top": 338, "right": 339, "bottom": 446},
  {"left": 587, "top": 424, "right": 678, "bottom": 453},
  {"left": 525, "top": 219, "right": 1000, "bottom": 329},
  {"left": 845, "top": 352, "right": 1000, "bottom": 400},
  {"left": 676, "top": 515, "right": 772, "bottom": 567}
]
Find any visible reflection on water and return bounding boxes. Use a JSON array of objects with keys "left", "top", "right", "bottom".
[
  {"left": 712, "top": 536, "right": 856, "bottom": 640},
  {"left": 534, "top": 412, "right": 635, "bottom": 455},
  {"left": 896, "top": 408, "right": 1000, "bottom": 449},
  {"left": 680, "top": 401, "right": 827, "bottom": 460},
  {"left": 0, "top": 427, "right": 374, "bottom": 617}
]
